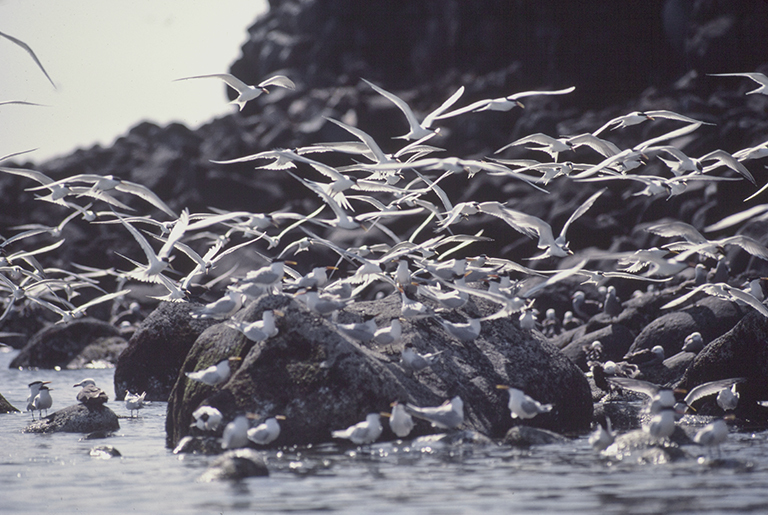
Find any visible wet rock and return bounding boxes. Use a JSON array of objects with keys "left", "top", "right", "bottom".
[
  {"left": 166, "top": 292, "right": 592, "bottom": 448},
  {"left": 172, "top": 435, "right": 223, "bottom": 455},
  {"left": 199, "top": 448, "right": 269, "bottom": 481},
  {"left": 89, "top": 445, "right": 121, "bottom": 459},
  {"left": 678, "top": 311, "right": 768, "bottom": 423},
  {"left": 603, "top": 428, "right": 691, "bottom": 463},
  {"left": 561, "top": 323, "right": 635, "bottom": 371},
  {"left": 9, "top": 319, "right": 125, "bottom": 370},
  {"left": 23, "top": 404, "right": 120, "bottom": 434},
  {"left": 114, "top": 301, "right": 218, "bottom": 402},
  {"left": 65, "top": 336, "right": 128, "bottom": 370},
  {"left": 0, "top": 392, "right": 19, "bottom": 413},
  {"left": 502, "top": 426, "right": 569, "bottom": 447}
]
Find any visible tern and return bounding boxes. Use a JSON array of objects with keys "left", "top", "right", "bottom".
[
  {"left": 709, "top": 72, "right": 768, "bottom": 96},
  {"left": 124, "top": 390, "right": 147, "bottom": 418},
  {"left": 332, "top": 413, "right": 384, "bottom": 444},
  {"left": 185, "top": 357, "right": 242, "bottom": 386},
  {"left": 73, "top": 378, "right": 109, "bottom": 407},
  {"left": 694, "top": 418, "right": 730, "bottom": 458},
  {"left": 226, "top": 310, "right": 280, "bottom": 342},
  {"left": 32, "top": 385, "right": 53, "bottom": 418},
  {"left": 682, "top": 378, "right": 745, "bottom": 411},
  {"left": 0, "top": 30, "right": 56, "bottom": 88},
  {"left": 221, "top": 413, "right": 253, "bottom": 449},
  {"left": 592, "top": 109, "right": 712, "bottom": 136},
  {"left": 191, "top": 406, "right": 224, "bottom": 432},
  {"left": 335, "top": 318, "right": 378, "bottom": 343},
  {"left": 404, "top": 396, "right": 464, "bottom": 429},
  {"left": 439, "top": 316, "right": 481, "bottom": 342},
  {"left": 645, "top": 220, "right": 768, "bottom": 261},
  {"left": 388, "top": 402, "right": 415, "bottom": 438},
  {"left": 681, "top": 332, "right": 704, "bottom": 353},
  {"left": 496, "top": 385, "right": 553, "bottom": 419},
  {"left": 401, "top": 343, "right": 443, "bottom": 372},
  {"left": 436, "top": 86, "right": 575, "bottom": 119},
  {"left": 362, "top": 79, "right": 465, "bottom": 140},
  {"left": 661, "top": 282, "right": 768, "bottom": 318},
  {"left": 373, "top": 318, "right": 403, "bottom": 346},
  {"left": 190, "top": 289, "right": 245, "bottom": 320},
  {"left": 589, "top": 416, "right": 614, "bottom": 452},
  {"left": 26, "top": 380, "right": 51, "bottom": 419},
  {"left": 175, "top": 73, "right": 296, "bottom": 111},
  {"left": 247, "top": 415, "right": 286, "bottom": 446}
]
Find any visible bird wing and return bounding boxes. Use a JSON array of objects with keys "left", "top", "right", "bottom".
[
  {"left": 507, "top": 86, "right": 576, "bottom": 101},
  {"left": 114, "top": 180, "right": 177, "bottom": 217},
  {"left": 684, "top": 377, "right": 746, "bottom": 406},
  {"left": 422, "top": 85, "right": 465, "bottom": 128},
  {"left": 257, "top": 74, "right": 296, "bottom": 90},
  {"left": 0, "top": 30, "right": 56, "bottom": 88},
  {"left": 700, "top": 149, "right": 756, "bottom": 185},
  {"left": 709, "top": 72, "right": 768, "bottom": 85},
  {"left": 496, "top": 133, "right": 559, "bottom": 154},
  {"left": 607, "top": 377, "right": 660, "bottom": 399},
  {"left": 567, "top": 133, "right": 621, "bottom": 157},
  {"left": 362, "top": 79, "right": 422, "bottom": 134},
  {"left": 158, "top": 209, "right": 190, "bottom": 259},
  {"left": 175, "top": 73, "right": 249, "bottom": 93},
  {"left": 645, "top": 220, "right": 707, "bottom": 244},
  {"left": 324, "top": 117, "right": 389, "bottom": 164},
  {"left": 560, "top": 188, "right": 605, "bottom": 241}
]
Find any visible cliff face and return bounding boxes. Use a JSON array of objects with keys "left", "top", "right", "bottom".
[{"left": 1, "top": 0, "right": 767, "bottom": 278}]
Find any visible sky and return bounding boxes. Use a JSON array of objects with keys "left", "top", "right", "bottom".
[{"left": 0, "top": 0, "right": 268, "bottom": 164}]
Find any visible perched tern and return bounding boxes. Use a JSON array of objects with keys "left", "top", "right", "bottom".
[
  {"left": 709, "top": 72, "right": 768, "bottom": 96},
  {"left": 682, "top": 332, "right": 704, "bottom": 353},
  {"left": 401, "top": 342, "right": 443, "bottom": 372},
  {"left": 404, "top": 396, "right": 464, "bottom": 429},
  {"left": 247, "top": 415, "right": 286, "bottom": 446},
  {"left": 332, "top": 413, "right": 384, "bottom": 444},
  {"left": 221, "top": 413, "right": 253, "bottom": 449},
  {"left": 438, "top": 316, "right": 481, "bottom": 342},
  {"left": 185, "top": 357, "right": 242, "bottom": 386},
  {"left": 388, "top": 402, "right": 415, "bottom": 438},
  {"left": 175, "top": 73, "right": 296, "bottom": 111},
  {"left": 335, "top": 318, "right": 378, "bottom": 343},
  {"left": 694, "top": 418, "right": 729, "bottom": 458},
  {"left": 124, "top": 390, "right": 147, "bottom": 417},
  {"left": 496, "top": 385, "right": 553, "bottom": 419},
  {"left": 32, "top": 385, "right": 53, "bottom": 418},
  {"left": 26, "top": 380, "right": 51, "bottom": 420},
  {"left": 189, "top": 289, "right": 245, "bottom": 320},
  {"left": 373, "top": 318, "right": 403, "bottom": 346},
  {"left": 191, "top": 406, "right": 224, "bottom": 432},
  {"left": 226, "top": 310, "right": 280, "bottom": 342}
]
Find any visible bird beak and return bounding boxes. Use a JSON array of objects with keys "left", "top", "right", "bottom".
[
  {"left": 273, "top": 309, "right": 285, "bottom": 317},
  {"left": 275, "top": 415, "right": 287, "bottom": 420},
  {"left": 380, "top": 412, "right": 392, "bottom": 418},
  {"left": 516, "top": 100, "right": 525, "bottom": 109},
  {"left": 496, "top": 384, "right": 510, "bottom": 390},
  {"left": 285, "top": 260, "right": 298, "bottom": 266}
]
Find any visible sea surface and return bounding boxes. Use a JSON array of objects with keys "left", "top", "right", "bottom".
[{"left": 2, "top": 348, "right": 768, "bottom": 515}]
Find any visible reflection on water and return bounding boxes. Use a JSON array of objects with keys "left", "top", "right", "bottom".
[{"left": 2, "top": 349, "right": 768, "bottom": 514}]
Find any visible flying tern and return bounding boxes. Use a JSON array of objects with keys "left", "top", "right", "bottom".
[{"left": 175, "top": 73, "right": 296, "bottom": 111}]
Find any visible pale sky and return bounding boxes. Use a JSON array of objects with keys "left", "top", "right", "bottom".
[{"left": 0, "top": 0, "right": 268, "bottom": 164}]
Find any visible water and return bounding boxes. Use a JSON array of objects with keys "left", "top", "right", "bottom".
[{"left": 2, "top": 347, "right": 768, "bottom": 515}]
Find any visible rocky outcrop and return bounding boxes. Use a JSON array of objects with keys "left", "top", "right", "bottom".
[
  {"left": 167, "top": 292, "right": 592, "bottom": 449},
  {"left": 0, "top": 392, "right": 19, "bottom": 413},
  {"left": 9, "top": 319, "right": 126, "bottom": 370},
  {"left": 114, "top": 301, "right": 218, "bottom": 402},
  {"left": 23, "top": 404, "right": 120, "bottom": 434}
]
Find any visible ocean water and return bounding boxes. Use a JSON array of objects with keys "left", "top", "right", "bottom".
[{"left": 2, "top": 348, "right": 768, "bottom": 515}]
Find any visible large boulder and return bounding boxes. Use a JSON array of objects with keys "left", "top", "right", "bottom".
[
  {"left": 9, "top": 319, "right": 126, "bottom": 370},
  {"left": 0, "top": 392, "right": 19, "bottom": 413},
  {"left": 23, "top": 404, "right": 120, "bottom": 434},
  {"left": 166, "top": 292, "right": 592, "bottom": 448},
  {"left": 114, "top": 301, "right": 218, "bottom": 402}
]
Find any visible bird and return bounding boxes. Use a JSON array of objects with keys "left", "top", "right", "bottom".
[
  {"left": 0, "top": 29, "right": 56, "bottom": 89},
  {"left": 362, "top": 79, "right": 465, "bottom": 140},
  {"left": 221, "top": 413, "right": 253, "bottom": 450},
  {"left": 623, "top": 345, "right": 665, "bottom": 368},
  {"left": 709, "top": 72, "right": 768, "bottom": 96},
  {"left": 589, "top": 415, "right": 614, "bottom": 452},
  {"left": 373, "top": 318, "right": 403, "bottom": 346},
  {"left": 332, "top": 413, "right": 384, "bottom": 445},
  {"left": 682, "top": 332, "right": 704, "bottom": 353},
  {"left": 603, "top": 286, "right": 623, "bottom": 318},
  {"left": 401, "top": 343, "right": 443, "bottom": 372},
  {"left": 717, "top": 384, "right": 740, "bottom": 412},
  {"left": 191, "top": 406, "right": 224, "bottom": 432},
  {"left": 438, "top": 316, "right": 481, "bottom": 342},
  {"left": 247, "top": 415, "right": 286, "bottom": 446},
  {"left": 226, "top": 310, "right": 280, "bottom": 342},
  {"left": 404, "top": 396, "right": 464, "bottom": 429},
  {"left": 694, "top": 418, "right": 730, "bottom": 458},
  {"left": 496, "top": 385, "right": 553, "bottom": 419},
  {"left": 436, "top": 86, "right": 575, "bottom": 118},
  {"left": 298, "top": 286, "right": 353, "bottom": 316},
  {"left": 645, "top": 220, "right": 768, "bottom": 262},
  {"left": 32, "top": 384, "right": 53, "bottom": 419},
  {"left": 654, "top": 148, "right": 755, "bottom": 184},
  {"left": 185, "top": 357, "right": 242, "bottom": 386},
  {"left": 174, "top": 73, "right": 296, "bottom": 111},
  {"left": 73, "top": 378, "right": 109, "bottom": 408},
  {"left": 661, "top": 282, "right": 768, "bottom": 318},
  {"left": 607, "top": 377, "right": 678, "bottom": 415},
  {"left": 646, "top": 408, "right": 677, "bottom": 441},
  {"left": 571, "top": 291, "right": 601, "bottom": 321},
  {"left": 335, "top": 318, "right": 378, "bottom": 343},
  {"left": 240, "top": 260, "right": 290, "bottom": 291},
  {"left": 592, "top": 109, "right": 712, "bottom": 136},
  {"left": 682, "top": 378, "right": 745, "bottom": 412},
  {"left": 189, "top": 289, "right": 245, "bottom": 320},
  {"left": 388, "top": 402, "right": 415, "bottom": 438},
  {"left": 518, "top": 308, "right": 538, "bottom": 331},
  {"left": 124, "top": 391, "right": 147, "bottom": 418},
  {"left": 26, "top": 380, "right": 51, "bottom": 420}
]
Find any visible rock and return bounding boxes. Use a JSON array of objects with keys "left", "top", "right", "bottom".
[
  {"left": 678, "top": 311, "right": 768, "bottom": 422},
  {"left": 166, "top": 292, "right": 592, "bottom": 448},
  {"left": 9, "top": 319, "right": 125, "bottom": 370},
  {"left": 199, "top": 448, "right": 269, "bottom": 481},
  {"left": 172, "top": 435, "right": 223, "bottom": 455},
  {"left": 602, "top": 428, "right": 691, "bottom": 463},
  {"left": 561, "top": 323, "right": 635, "bottom": 371},
  {"left": 89, "top": 445, "right": 121, "bottom": 459},
  {"left": 0, "top": 392, "right": 19, "bottom": 413},
  {"left": 502, "top": 426, "right": 569, "bottom": 447},
  {"left": 23, "top": 404, "right": 120, "bottom": 434},
  {"left": 65, "top": 336, "right": 128, "bottom": 370},
  {"left": 114, "top": 301, "right": 218, "bottom": 402}
]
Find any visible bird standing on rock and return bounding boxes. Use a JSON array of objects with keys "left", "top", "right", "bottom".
[
  {"left": 32, "top": 384, "right": 53, "bottom": 419},
  {"left": 247, "top": 415, "right": 286, "bottom": 446},
  {"left": 73, "top": 378, "right": 108, "bottom": 408},
  {"left": 185, "top": 357, "right": 242, "bottom": 386},
  {"left": 404, "top": 396, "right": 464, "bottom": 429},
  {"left": 496, "top": 385, "right": 553, "bottom": 419},
  {"left": 332, "top": 413, "right": 384, "bottom": 445},
  {"left": 26, "top": 380, "right": 51, "bottom": 420}
]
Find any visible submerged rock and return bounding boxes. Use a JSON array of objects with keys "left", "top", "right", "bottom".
[
  {"left": 602, "top": 428, "right": 691, "bottom": 463},
  {"left": 23, "top": 404, "right": 120, "bottom": 434},
  {"left": 167, "top": 292, "right": 592, "bottom": 448},
  {"left": 199, "top": 448, "right": 269, "bottom": 481},
  {"left": 502, "top": 426, "right": 569, "bottom": 447}
]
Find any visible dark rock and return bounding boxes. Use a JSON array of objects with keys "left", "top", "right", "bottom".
[
  {"left": 114, "top": 301, "right": 218, "bottom": 402},
  {"left": 166, "top": 292, "right": 592, "bottom": 448},
  {"left": 561, "top": 323, "right": 635, "bottom": 371},
  {"left": 0, "top": 392, "right": 19, "bottom": 413},
  {"left": 89, "top": 445, "right": 121, "bottom": 458},
  {"left": 199, "top": 448, "right": 269, "bottom": 481},
  {"left": 9, "top": 319, "right": 125, "bottom": 370},
  {"left": 23, "top": 404, "right": 120, "bottom": 434},
  {"left": 502, "top": 426, "right": 569, "bottom": 447},
  {"left": 678, "top": 311, "right": 768, "bottom": 423},
  {"left": 172, "top": 435, "right": 224, "bottom": 455},
  {"left": 65, "top": 336, "right": 128, "bottom": 370}
]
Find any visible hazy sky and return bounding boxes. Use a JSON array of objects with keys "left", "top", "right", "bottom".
[{"left": 0, "top": 0, "right": 268, "bottom": 164}]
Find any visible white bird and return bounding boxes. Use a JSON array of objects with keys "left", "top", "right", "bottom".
[
  {"left": 709, "top": 72, "right": 768, "bottom": 96},
  {"left": 189, "top": 289, "right": 245, "bottom": 320},
  {"left": 221, "top": 413, "right": 252, "bottom": 450},
  {"left": 336, "top": 318, "right": 378, "bottom": 343},
  {"left": 682, "top": 332, "right": 704, "bottom": 353},
  {"left": 589, "top": 416, "right": 614, "bottom": 452},
  {"left": 332, "top": 413, "right": 383, "bottom": 444},
  {"left": 373, "top": 318, "right": 403, "bottom": 346},
  {"left": 175, "top": 73, "right": 296, "bottom": 111},
  {"left": 682, "top": 378, "right": 745, "bottom": 410},
  {"left": 645, "top": 220, "right": 768, "bottom": 261},
  {"left": 496, "top": 385, "right": 553, "bottom": 419},
  {"left": 388, "top": 402, "right": 415, "bottom": 438},
  {"left": 655, "top": 147, "right": 755, "bottom": 184},
  {"left": 363, "top": 79, "right": 465, "bottom": 140},
  {"left": 0, "top": 30, "right": 56, "bottom": 88},
  {"left": 226, "top": 310, "right": 280, "bottom": 342},
  {"left": 299, "top": 287, "right": 353, "bottom": 316},
  {"left": 32, "top": 384, "right": 53, "bottom": 418},
  {"left": 185, "top": 357, "right": 242, "bottom": 386},
  {"left": 717, "top": 384, "right": 740, "bottom": 412},
  {"left": 608, "top": 377, "right": 677, "bottom": 414},
  {"left": 401, "top": 343, "right": 443, "bottom": 372},
  {"left": 404, "top": 396, "right": 464, "bottom": 429},
  {"left": 247, "top": 415, "right": 286, "bottom": 446},
  {"left": 592, "top": 109, "right": 712, "bottom": 136},
  {"left": 124, "top": 390, "right": 147, "bottom": 418},
  {"left": 439, "top": 316, "right": 481, "bottom": 342},
  {"left": 436, "top": 86, "right": 575, "bottom": 118},
  {"left": 661, "top": 282, "right": 768, "bottom": 318},
  {"left": 645, "top": 408, "right": 676, "bottom": 441},
  {"left": 191, "top": 406, "right": 223, "bottom": 432},
  {"left": 694, "top": 418, "right": 729, "bottom": 458},
  {"left": 26, "top": 380, "right": 51, "bottom": 419}
]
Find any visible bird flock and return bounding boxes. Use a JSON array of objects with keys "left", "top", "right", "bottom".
[{"left": 3, "top": 31, "right": 768, "bottom": 455}]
